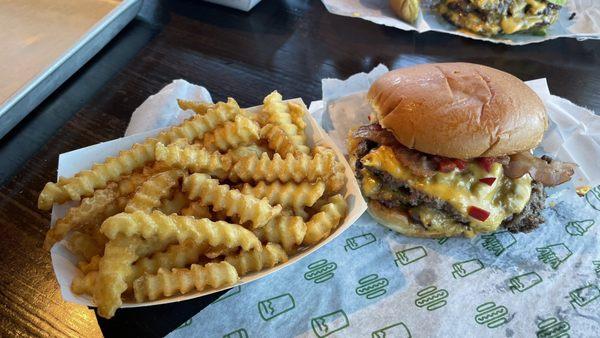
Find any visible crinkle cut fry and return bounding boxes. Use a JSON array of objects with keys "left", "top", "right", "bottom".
[
  {"left": 229, "top": 151, "right": 337, "bottom": 184},
  {"left": 303, "top": 195, "right": 347, "bottom": 245},
  {"left": 44, "top": 183, "right": 120, "bottom": 250},
  {"left": 154, "top": 143, "right": 232, "bottom": 179},
  {"left": 260, "top": 123, "right": 309, "bottom": 156},
  {"left": 225, "top": 145, "right": 268, "bottom": 162},
  {"left": 181, "top": 202, "right": 212, "bottom": 219},
  {"left": 183, "top": 173, "right": 281, "bottom": 228},
  {"left": 93, "top": 235, "right": 143, "bottom": 318},
  {"left": 201, "top": 115, "right": 260, "bottom": 152},
  {"left": 177, "top": 99, "right": 212, "bottom": 114},
  {"left": 66, "top": 231, "right": 104, "bottom": 261},
  {"left": 259, "top": 91, "right": 307, "bottom": 147},
  {"left": 133, "top": 261, "right": 239, "bottom": 302},
  {"left": 241, "top": 181, "right": 324, "bottom": 210},
  {"left": 37, "top": 98, "right": 242, "bottom": 210},
  {"left": 225, "top": 243, "right": 288, "bottom": 276},
  {"left": 93, "top": 235, "right": 173, "bottom": 318},
  {"left": 72, "top": 240, "right": 209, "bottom": 296},
  {"left": 100, "top": 210, "right": 261, "bottom": 251},
  {"left": 125, "top": 170, "right": 184, "bottom": 213},
  {"left": 287, "top": 101, "right": 307, "bottom": 132},
  {"left": 253, "top": 215, "right": 306, "bottom": 253},
  {"left": 159, "top": 190, "right": 190, "bottom": 215}
]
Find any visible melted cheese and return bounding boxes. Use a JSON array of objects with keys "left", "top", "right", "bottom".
[{"left": 361, "top": 146, "right": 532, "bottom": 234}]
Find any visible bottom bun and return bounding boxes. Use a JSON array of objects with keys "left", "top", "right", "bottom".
[{"left": 367, "top": 200, "right": 460, "bottom": 238}]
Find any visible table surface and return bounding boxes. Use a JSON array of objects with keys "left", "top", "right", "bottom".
[{"left": 1, "top": 0, "right": 599, "bottom": 337}]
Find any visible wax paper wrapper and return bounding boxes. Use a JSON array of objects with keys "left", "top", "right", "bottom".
[
  {"left": 168, "top": 67, "right": 600, "bottom": 337},
  {"left": 203, "top": 0, "right": 262, "bottom": 12},
  {"left": 49, "top": 79, "right": 366, "bottom": 308},
  {"left": 321, "top": 0, "right": 600, "bottom": 45}
]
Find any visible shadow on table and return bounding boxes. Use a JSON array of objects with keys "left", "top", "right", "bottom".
[{"left": 97, "top": 292, "right": 223, "bottom": 337}]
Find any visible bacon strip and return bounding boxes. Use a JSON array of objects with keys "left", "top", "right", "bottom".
[
  {"left": 352, "top": 124, "right": 437, "bottom": 177},
  {"left": 353, "top": 124, "right": 575, "bottom": 186},
  {"left": 504, "top": 152, "right": 576, "bottom": 187}
]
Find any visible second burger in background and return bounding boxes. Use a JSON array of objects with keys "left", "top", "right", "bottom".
[{"left": 348, "top": 62, "right": 576, "bottom": 238}]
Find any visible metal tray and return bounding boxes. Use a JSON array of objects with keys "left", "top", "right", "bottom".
[{"left": 0, "top": 0, "right": 141, "bottom": 138}]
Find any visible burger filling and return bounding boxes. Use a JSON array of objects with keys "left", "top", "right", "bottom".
[
  {"left": 350, "top": 124, "right": 575, "bottom": 237},
  {"left": 437, "top": 0, "right": 562, "bottom": 36}
]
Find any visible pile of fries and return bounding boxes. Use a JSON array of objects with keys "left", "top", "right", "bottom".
[{"left": 39, "top": 91, "right": 348, "bottom": 319}]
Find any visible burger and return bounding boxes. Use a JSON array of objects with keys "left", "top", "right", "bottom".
[
  {"left": 348, "top": 63, "right": 576, "bottom": 238},
  {"left": 437, "top": 0, "right": 564, "bottom": 36}
]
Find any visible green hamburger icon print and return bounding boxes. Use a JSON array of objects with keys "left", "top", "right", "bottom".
[
  {"left": 223, "top": 328, "right": 249, "bottom": 338},
  {"left": 537, "top": 243, "right": 572, "bottom": 270},
  {"left": 355, "top": 274, "right": 389, "bottom": 299},
  {"left": 415, "top": 286, "right": 448, "bottom": 311},
  {"left": 474, "top": 302, "right": 509, "bottom": 329},
  {"left": 586, "top": 186, "right": 600, "bottom": 211},
  {"left": 565, "top": 219, "right": 595, "bottom": 236},
  {"left": 569, "top": 284, "right": 600, "bottom": 308},
  {"left": 438, "top": 237, "right": 449, "bottom": 245},
  {"left": 311, "top": 309, "right": 349, "bottom": 338},
  {"left": 509, "top": 271, "right": 543, "bottom": 293},
  {"left": 452, "top": 258, "right": 485, "bottom": 278},
  {"left": 257, "top": 293, "right": 295, "bottom": 321},
  {"left": 536, "top": 317, "right": 570, "bottom": 338},
  {"left": 594, "top": 260, "right": 600, "bottom": 277},
  {"left": 372, "top": 322, "right": 412, "bottom": 338},
  {"left": 304, "top": 259, "right": 337, "bottom": 283},
  {"left": 394, "top": 246, "right": 427, "bottom": 266},
  {"left": 481, "top": 231, "right": 517, "bottom": 256},
  {"left": 344, "top": 233, "right": 376, "bottom": 251}
]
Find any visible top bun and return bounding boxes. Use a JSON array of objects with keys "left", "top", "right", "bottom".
[{"left": 367, "top": 63, "right": 548, "bottom": 159}]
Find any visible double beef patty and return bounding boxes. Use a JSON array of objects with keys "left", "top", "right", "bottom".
[{"left": 355, "top": 141, "right": 546, "bottom": 233}]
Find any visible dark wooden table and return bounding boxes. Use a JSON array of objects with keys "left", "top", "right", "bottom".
[{"left": 1, "top": 0, "right": 598, "bottom": 336}]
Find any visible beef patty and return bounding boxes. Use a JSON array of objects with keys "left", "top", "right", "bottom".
[{"left": 354, "top": 140, "right": 547, "bottom": 233}]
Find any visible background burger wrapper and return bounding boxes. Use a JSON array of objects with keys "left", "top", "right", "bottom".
[
  {"left": 166, "top": 66, "right": 600, "bottom": 337},
  {"left": 321, "top": 0, "right": 600, "bottom": 45}
]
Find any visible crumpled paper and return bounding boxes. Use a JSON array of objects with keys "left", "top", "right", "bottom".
[
  {"left": 321, "top": 0, "right": 600, "bottom": 45},
  {"left": 167, "top": 66, "right": 600, "bottom": 337}
]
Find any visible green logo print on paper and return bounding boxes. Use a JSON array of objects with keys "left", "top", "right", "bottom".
[
  {"left": 509, "top": 271, "right": 543, "bottom": 293},
  {"left": 257, "top": 293, "right": 295, "bottom": 321},
  {"left": 438, "top": 237, "right": 449, "bottom": 245},
  {"left": 565, "top": 219, "right": 595, "bottom": 236},
  {"left": 214, "top": 285, "right": 241, "bottom": 303},
  {"left": 569, "top": 284, "right": 600, "bottom": 309},
  {"left": 415, "top": 286, "right": 448, "bottom": 311},
  {"left": 475, "top": 302, "right": 509, "bottom": 329},
  {"left": 481, "top": 231, "right": 517, "bottom": 256},
  {"left": 344, "top": 233, "right": 376, "bottom": 251},
  {"left": 394, "top": 246, "right": 427, "bottom": 266},
  {"left": 594, "top": 260, "right": 600, "bottom": 277},
  {"left": 175, "top": 319, "right": 192, "bottom": 330},
  {"left": 372, "top": 322, "right": 412, "bottom": 338},
  {"left": 536, "top": 317, "right": 570, "bottom": 338},
  {"left": 355, "top": 274, "right": 389, "bottom": 299},
  {"left": 585, "top": 186, "right": 600, "bottom": 211},
  {"left": 304, "top": 259, "right": 337, "bottom": 283},
  {"left": 311, "top": 309, "right": 349, "bottom": 338},
  {"left": 452, "top": 258, "right": 484, "bottom": 278},
  {"left": 537, "top": 243, "right": 572, "bottom": 270},
  {"left": 223, "top": 328, "right": 249, "bottom": 338}
]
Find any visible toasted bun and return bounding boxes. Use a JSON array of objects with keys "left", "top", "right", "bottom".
[
  {"left": 367, "top": 200, "right": 465, "bottom": 238},
  {"left": 367, "top": 63, "right": 548, "bottom": 159}
]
